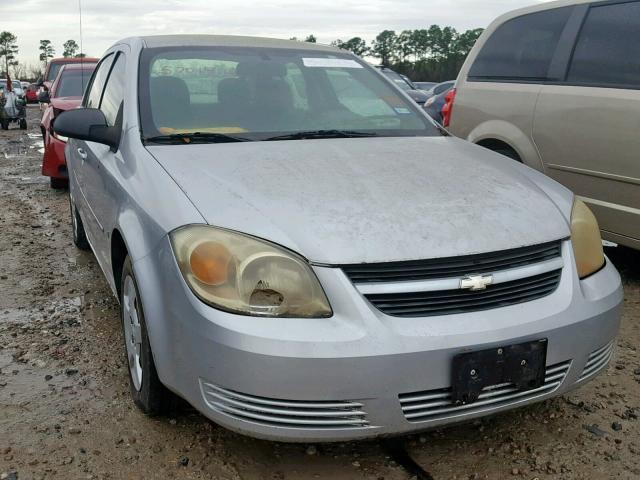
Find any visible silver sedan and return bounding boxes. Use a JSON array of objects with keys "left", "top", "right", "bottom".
[{"left": 54, "top": 35, "right": 622, "bottom": 442}]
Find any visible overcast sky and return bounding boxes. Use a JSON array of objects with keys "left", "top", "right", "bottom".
[{"left": 4, "top": 0, "right": 549, "bottom": 65}]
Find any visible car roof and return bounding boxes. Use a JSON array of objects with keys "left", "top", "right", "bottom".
[
  {"left": 132, "top": 34, "right": 339, "bottom": 52},
  {"left": 59, "top": 63, "right": 97, "bottom": 71},
  {"left": 492, "top": 0, "right": 591, "bottom": 24},
  {"left": 49, "top": 57, "right": 100, "bottom": 64}
]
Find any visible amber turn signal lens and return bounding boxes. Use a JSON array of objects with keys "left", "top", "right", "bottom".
[
  {"left": 571, "top": 199, "right": 605, "bottom": 279},
  {"left": 189, "top": 241, "right": 232, "bottom": 286}
]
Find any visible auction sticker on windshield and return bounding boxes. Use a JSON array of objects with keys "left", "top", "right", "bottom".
[{"left": 302, "top": 58, "right": 363, "bottom": 68}]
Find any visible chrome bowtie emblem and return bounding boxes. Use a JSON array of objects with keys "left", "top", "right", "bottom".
[{"left": 460, "top": 274, "right": 493, "bottom": 291}]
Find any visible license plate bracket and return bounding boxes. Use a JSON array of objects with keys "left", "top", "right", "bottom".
[{"left": 451, "top": 339, "right": 547, "bottom": 405}]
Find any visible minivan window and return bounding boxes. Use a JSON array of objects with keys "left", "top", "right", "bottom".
[
  {"left": 85, "top": 54, "right": 115, "bottom": 108},
  {"left": 138, "top": 47, "right": 440, "bottom": 141},
  {"left": 567, "top": 1, "right": 640, "bottom": 88},
  {"left": 468, "top": 7, "right": 572, "bottom": 80},
  {"left": 100, "top": 54, "right": 126, "bottom": 126}
]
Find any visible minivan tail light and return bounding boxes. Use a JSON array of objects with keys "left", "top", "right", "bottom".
[{"left": 441, "top": 88, "right": 456, "bottom": 127}]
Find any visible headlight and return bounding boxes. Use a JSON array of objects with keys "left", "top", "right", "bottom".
[
  {"left": 570, "top": 199, "right": 605, "bottom": 279},
  {"left": 170, "top": 225, "right": 332, "bottom": 318}
]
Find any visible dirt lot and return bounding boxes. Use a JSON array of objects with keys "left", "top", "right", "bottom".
[{"left": 1, "top": 106, "right": 639, "bottom": 480}]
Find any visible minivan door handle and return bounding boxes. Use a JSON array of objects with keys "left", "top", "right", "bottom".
[{"left": 77, "top": 148, "right": 88, "bottom": 160}]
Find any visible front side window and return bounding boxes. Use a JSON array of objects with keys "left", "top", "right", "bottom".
[
  {"left": 139, "top": 47, "right": 439, "bottom": 141},
  {"left": 99, "top": 54, "right": 126, "bottom": 126},
  {"left": 567, "top": 1, "right": 640, "bottom": 88},
  {"left": 469, "top": 7, "right": 572, "bottom": 80},
  {"left": 85, "top": 54, "right": 115, "bottom": 108}
]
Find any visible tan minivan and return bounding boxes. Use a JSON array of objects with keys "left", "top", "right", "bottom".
[{"left": 447, "top": 0, "right": 640, "bottom": 250}]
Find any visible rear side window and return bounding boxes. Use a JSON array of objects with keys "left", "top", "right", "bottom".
[
  {"left": 85, "top": 54, "right": 115, "bottom": 108},
  {"left": 469, "top": 7, "right": 572, "bottom": 80},
  {"left": 567, "top": 1, "right": 640, "bottom": 88}
]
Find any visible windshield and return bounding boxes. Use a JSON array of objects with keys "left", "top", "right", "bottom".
[
  {"left": 56, "top": 70, "right": 94, "bottom": 98},
  {"left": 139, "top": 47, "right": 441, "bottom": 141}
]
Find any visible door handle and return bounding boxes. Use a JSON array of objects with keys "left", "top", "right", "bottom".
[{"left": 77, "top": 148, "right": 88, "bottom": 160}]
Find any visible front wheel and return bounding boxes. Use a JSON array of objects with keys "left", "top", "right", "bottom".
[
  {"left": 0, "top": 120, "right": 8, "bottom": 130},
  {"left": 121, "top": 257, "right": 174, "bottom": 415},
  {"left": 19, "top": 119, "right": 27, "bottom": 130},
  {"left": 50, "top": 177, "right": 68, "bottom": 189}
]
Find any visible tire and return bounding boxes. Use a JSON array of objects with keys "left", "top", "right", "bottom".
[
  {"left": 0, "top": 120, "right": 8, "bottom": 130},
  {"left": 69, "top": 195, "right": 90, "bottom": 251},
  {"left": 50, "top": 177, "right": 68, "bottom": 189},
  {"left": 120, "top": 256, "right": 173, "bottom": 415},
  {"left": 19, "top": 119, "right": 27, "bottom": 130},
  {"left": 494, "top": 148, "right": 521, "bottom": 162}
]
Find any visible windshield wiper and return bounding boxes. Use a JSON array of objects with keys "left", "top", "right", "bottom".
[
  {"left": 263, "top": 130, "right": 379, "bottom": 141},
  {"left": 144, "top": 132, "right": 250, "bottom": 144}
]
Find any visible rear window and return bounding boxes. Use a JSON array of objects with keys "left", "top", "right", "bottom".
[
  {"left": 468, "top": 7, "right": 572, "bottom": 81},
  {"left": 567, "top": 1, "right": 640, "bottom": 88},
  {"left": 56, "top": 70, "right": 94, "bottom": 98}
]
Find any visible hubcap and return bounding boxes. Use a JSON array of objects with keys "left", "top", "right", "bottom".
[{"left": 122, "top": 276, "right": 143, "bottom": 391}]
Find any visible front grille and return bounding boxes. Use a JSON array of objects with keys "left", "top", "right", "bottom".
[
  {"left": 200, "top": 380, "right": 371, "bottom": 430},
  {"left": 399, "top": 360, "right": 570, "bottom": 423},
  {"left": 341, "top": 241, "right": 562, "bottom": 284},
  {"left": 579, "top": 341, "right": 614, "bottom": 382},
  {"left": 365, "top": 269, "right": 562, "bottom": 317}
]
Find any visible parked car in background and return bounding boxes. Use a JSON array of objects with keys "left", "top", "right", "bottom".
[
  {"left": 423, "top": 85, "right": 454, "bottom": 123},
  {"left": 1, "top": 79, "right": 25, "bottom": 100},
  {"left": 54, "top": 34, "right": 621, "bottom": 442},
  {"left": 39, "top": 57, "right": 99, "bottom": 92},
  {"left": 40, "top": 63, "right": 96, "bottom": 188},
  {"left": 414, "top": 81, "right": 437, "bottom": 90},
  {"left": 0, "top": 80, "right": 27, "bottom": 130},
  {"left": 25, "top": 84, "right": 39, "bottom": 103},
  {"left": 376, "top": 66, "right": 429, "bottom": 104},
  {"left": 424, "top": 80, "right": 455, "bottom": 99},
  {"left": 448, "top": 0, "right": 640, "bottom": 251}
]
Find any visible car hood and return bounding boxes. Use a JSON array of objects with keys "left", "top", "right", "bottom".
[
  {"left": 148, "top": 136, "right": 569, "bottom": 265},
  {"left": 51, "top": 96, "right": 82, "bottom": 111}
]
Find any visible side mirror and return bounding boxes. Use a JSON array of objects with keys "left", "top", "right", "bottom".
[
  {"left": 38, "top": 91, "right": 50, "bottom": 103},
  {"left": 36, "top": 77, "right": 44, "bottom": 87},
  {"left": 53, "top": 108, "right": 119, "bottom": 150}
]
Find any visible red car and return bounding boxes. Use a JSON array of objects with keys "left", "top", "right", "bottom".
[
  {"left": 40, "top": 57, "right": 98, "bottom": 92},
  {"left": 41, "top": 63, "right": 96, "bottom": 189},
  {"left": 25, "top": 84, "right": 39, "bottom": 103}
]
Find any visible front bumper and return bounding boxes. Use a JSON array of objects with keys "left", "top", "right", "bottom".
[
  {"left": 134, "top": 239, "right": 622, "bottom": 442},
  {"left": 42, "top": 134, "right": 69, "bottom": 180}
]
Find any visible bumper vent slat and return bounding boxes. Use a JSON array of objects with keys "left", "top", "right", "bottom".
[
  {"left": 579, "top": 341, "right": 614, "bottom": 382},
  {"left": 341, "top": 241, "right": 562, "bottom": 283},
  {"left": 365, "top": 270, "right": 562, "bottom": 317},
  {"left": 200, "top": 381, "right": 372, "bottom": 430},
  {"left": 399, "top": 360, "right": 571, "bottom": 422}
]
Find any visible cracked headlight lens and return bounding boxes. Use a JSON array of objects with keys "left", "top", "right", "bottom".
[{"left": 170, "top": 225, "right": 332, "bottom": 317}]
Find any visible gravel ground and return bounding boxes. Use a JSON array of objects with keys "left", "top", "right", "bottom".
[{"left": 1, "top": 105, "right": 639, "bottom": 480}]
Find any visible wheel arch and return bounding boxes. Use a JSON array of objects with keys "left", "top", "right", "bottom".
[
  {"left": 466, "top": 120, "right": 544, "bottom": 170},
  {"left": 111, "top": 228, "right": 129, "bottom": 300}
]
